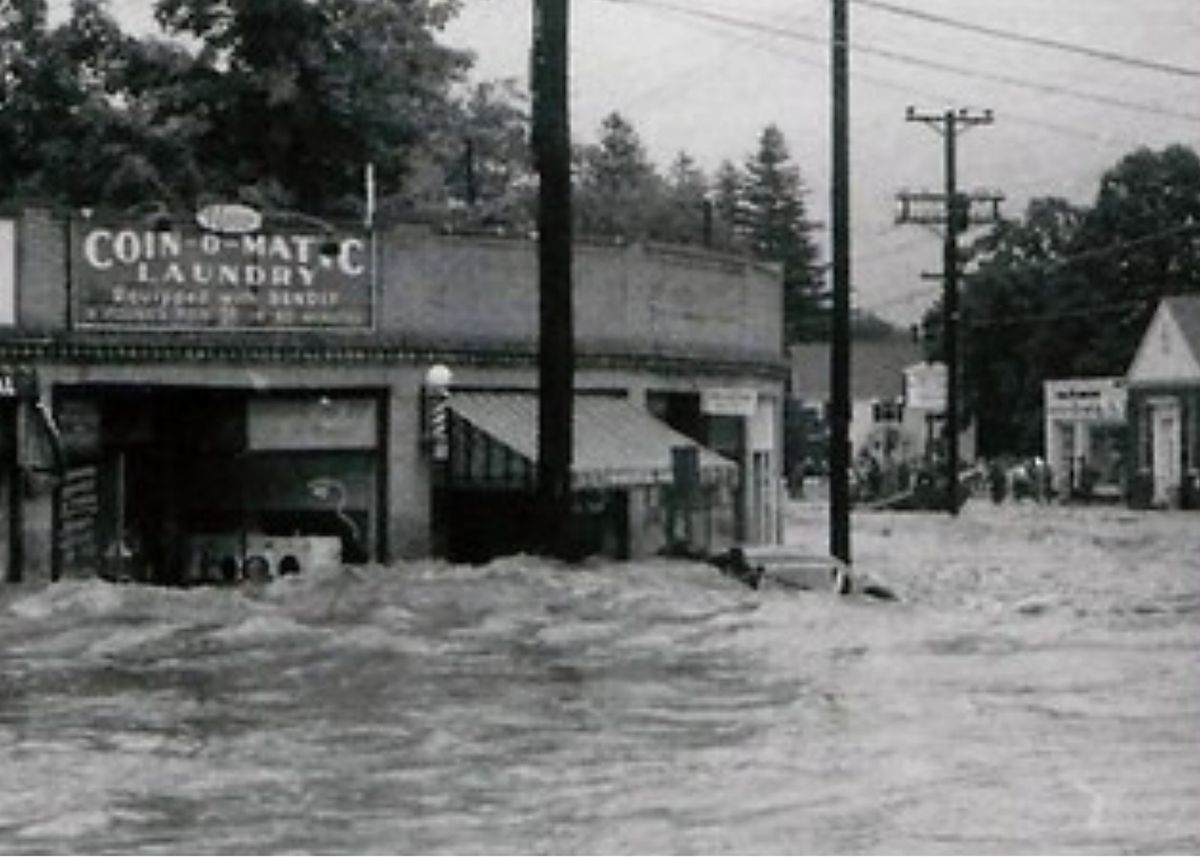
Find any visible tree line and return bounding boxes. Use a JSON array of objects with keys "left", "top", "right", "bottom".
[
  {"left": 922, "top": 143, "right": 1200, "bottom": 457},
  {"left": 1, "top": 0, "right": 841, "bottom": 342}
]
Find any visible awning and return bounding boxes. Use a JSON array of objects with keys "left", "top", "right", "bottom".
[{"left": 445, "top": 392, "right": 737, "bottom": 490}]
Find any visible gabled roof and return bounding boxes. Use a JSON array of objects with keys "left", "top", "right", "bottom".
[
  {"left": 790, "top": 338, "right": 923, "bottom": 400},
  {"left": 1164, "top": 294, "right": 1200, "bottom": 358},
  {"left": 1128, "top": 294, "right": 1200, "bottom": 386}
]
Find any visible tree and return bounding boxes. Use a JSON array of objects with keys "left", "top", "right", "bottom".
[
  {"left": 149, "top": 0, "right": 471, "bottom": 215},
  {"left": 0, "top": 0, "right": 163, "bottom": 206},
  {"left": 574, "top": 111, "right": 663, "bottom": 241},
  {"left": 955, "top": 197, "right": 1085, "bottom": 455},
  {"left": 741, "top": 125, "right": 824, "bottom": 343},
  {"left": 1070, "top": 144, "right": 1200, "bottom": 373},
  {"left": 954, "top": 144, "right": 1200, "bottom": 458},
  {"left": 0, "top": 0, "right": 473, "bottom": 215},
  {"left": 646, "top": 150, "right": 710, "bottom": 245},
  {"left": 439, "top": 79, "right": 533, "bottom": 228},
  {"left": 710, "top": 159, "right": 744, "bottom": 251}
]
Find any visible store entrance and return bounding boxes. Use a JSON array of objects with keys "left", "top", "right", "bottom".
[{"left": 55, "top": 387, "right": 380, "bottom": 584}]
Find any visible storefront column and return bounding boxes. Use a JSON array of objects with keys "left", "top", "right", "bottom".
[
  {"left": 1073, "top": 420, "right": 1092, "bottom": 493},
  {"left": 2, "top": 401, "right": 18, "bottom": 582},
  {"left": 387, "top": 383, "right": 432, "bottom": 559}
]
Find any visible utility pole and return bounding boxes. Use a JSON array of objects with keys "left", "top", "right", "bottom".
[
  {"left": 532, "top": 0, "right": 574, "bottom": 558},
  {"left": 897, "top": 107, "right": 1002, "bottom": 515},
  {"left": 829, "top": 0, "right": 852, "bottom": 564}
]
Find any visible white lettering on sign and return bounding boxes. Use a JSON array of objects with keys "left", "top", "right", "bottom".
[
  {"left": 83, "top": 229, "right": 184, "bottom": 269},
  {"left": 74, "top": 220, "right": 372, "bottom": 330}
]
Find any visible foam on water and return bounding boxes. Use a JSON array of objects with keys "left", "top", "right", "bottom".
[{"left": 0, "top": 504, "right": 1198, "bottom": 854}]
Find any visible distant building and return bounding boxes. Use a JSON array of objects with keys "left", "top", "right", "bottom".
[
  {"left": 1042, "top": 377, "right": 1127, "bottom": 500},
  {"left": 787, "top": 339, "right": 973, "bottom": 499},
  {"left": 1125, "top": 294, "right": 1200, "bottom": 508}
]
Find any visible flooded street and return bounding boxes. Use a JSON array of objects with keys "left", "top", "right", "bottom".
[{"left": 2, "top": 503, "right": 1198, "bottom": 854}]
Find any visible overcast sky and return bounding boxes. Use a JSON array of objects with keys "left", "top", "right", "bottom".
[
  {"left": 443, "top": 0, "right": 1200, "bottom": 324},
  {"left": 91, "top": 0, "right": 1200, "bottom": 325}
]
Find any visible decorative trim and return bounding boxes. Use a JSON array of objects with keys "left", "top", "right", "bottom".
[{"left": 0, "top": 333, "right": 788, "bottom": 381}]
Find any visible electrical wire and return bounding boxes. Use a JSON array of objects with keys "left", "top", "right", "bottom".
[
  {"left": 976, "top": 220, "right": 1200, "bottom": 277},
  {"left": 873, "top": 219, "right": 1200, "bottom": 321},
  {"left": 602, "top": 0, "right": 1200, "bottom": 124},
  {"left": 961, "top": 297, "right": 1156, "bottom": 331},
  {"left": 586, "top": 0, "right": 1162, "bottom": 155},
  {"left": 850, "top": 0, "right": 1200, "bottom": 81}
]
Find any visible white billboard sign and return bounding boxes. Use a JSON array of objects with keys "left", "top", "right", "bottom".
[
  {"left": 1044, "top": 378, "right": 1126, "bottom": 422},
  {"left": 904, "top": 362, "right": 947, "bottom": 412},
  {"left": 701, "top": 387, "right": 758, "bottom": 417}
]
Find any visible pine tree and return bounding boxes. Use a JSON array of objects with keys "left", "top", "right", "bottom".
[
  {"left": 741, "top": 125, "right": 825, "bottom": 343},
  {"left": 574, "top": 112, "right": 662, "bottom": 240},
  {"left": 646, "top": 150, "right": 709, "bottom": 245}
]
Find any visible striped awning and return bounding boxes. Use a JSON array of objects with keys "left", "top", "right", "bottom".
[{"left": 446, "top": 392, "right": 736, "bottom": 490}]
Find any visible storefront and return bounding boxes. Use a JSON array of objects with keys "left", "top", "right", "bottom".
[
  {"left": 436, "top": 390, "right": 740, "bottom": 562},
  {"left": 49, "top": 388, "right": 382, "bottom": 583},
  {"left": 0, "top": 207, "right": 787, "bottom": 582},
  {"left": 1042, "top": 377, "right": 1127, "bottom": 501}
]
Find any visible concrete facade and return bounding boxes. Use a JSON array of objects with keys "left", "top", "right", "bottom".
[{"left": 0, "top": 209, "right": 787, "bottom": 582}]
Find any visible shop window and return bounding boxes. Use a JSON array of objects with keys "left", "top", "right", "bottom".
[{"left": 872, "top": 399, "right": 904, "bottom": 423}]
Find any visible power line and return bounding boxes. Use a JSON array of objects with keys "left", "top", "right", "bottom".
[
  {"left": 851, "top": 0, "right": 1200, "bottom": 81},
  {"left": 593, "top": 0, "right": 1173, "bottom": 149},
  {"left": 873, "top": 219, "right": 1200, "bottom": 322},
  {"left": 976, "top": 219, "right": 1200, "bottom": 278},
  {"left": 962, "top": 297, "right": 1156, "bottom": 331},
  {"left": 602, "top": 0, "right": 1200, "bottom": 124}
]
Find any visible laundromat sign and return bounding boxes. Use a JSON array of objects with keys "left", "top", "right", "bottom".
[{"left": 71, "top": 216, "right": 372, "bottom": 330}]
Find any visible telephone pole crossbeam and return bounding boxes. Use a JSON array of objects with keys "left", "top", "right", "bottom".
[{"left": 896, "top": 107, "right": 1000, "bottom": 516}]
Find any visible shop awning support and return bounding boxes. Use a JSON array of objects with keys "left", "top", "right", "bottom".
[{"left": 34, "top": 400, "right": 67, "bottom": 582}]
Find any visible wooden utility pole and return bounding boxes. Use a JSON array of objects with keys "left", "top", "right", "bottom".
[
  {"left": 531, "top": 0, "right": 574, "bottom": 558},
  {"left": 830, "top": 0, "right": 852, "bottom": 563},
  {"left": 897, "top": 108, "right": 1001, "bottom": 515}
]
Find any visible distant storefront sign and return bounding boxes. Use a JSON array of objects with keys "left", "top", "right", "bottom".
[
  {"left": 701, "top": 387, "right": 758, "bottom": 417},
  {"left": 1044, "top": 377, "right": 1126, "bottom": 422},
  {"left": 70, "top": 218, "right": 372, "bottom": 330},
  {"left": 904, "top": 362, "right": 947, "bottom": 413}
]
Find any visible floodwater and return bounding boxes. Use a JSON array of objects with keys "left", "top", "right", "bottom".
[{"left": 1, "top": 503, "right": 1198, "bottom": 855}]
